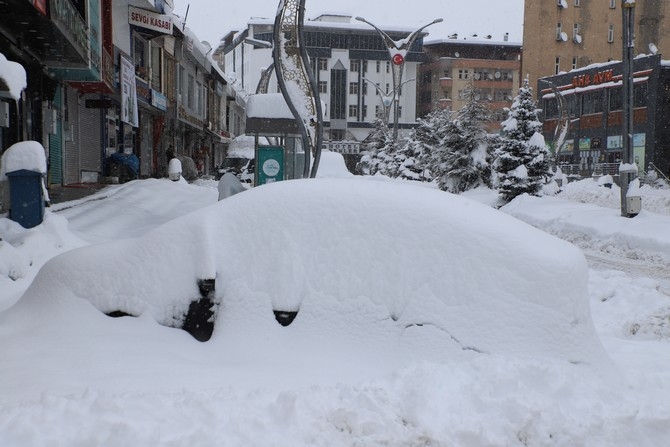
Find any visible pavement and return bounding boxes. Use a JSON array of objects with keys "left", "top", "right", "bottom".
[{"left": 47, "top": 183, "right": 110, "bottom": 205}]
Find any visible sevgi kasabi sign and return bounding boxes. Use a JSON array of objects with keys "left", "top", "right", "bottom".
[{"left": 129, "top": 6, "right": 173, "bottom": 34}]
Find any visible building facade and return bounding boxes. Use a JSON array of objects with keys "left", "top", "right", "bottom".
[
  {"left": 418, "top": 38, "right": 522, "bottom": 132},
  {"left": 539, "top": 54, "right": 670, "bottom": 178},
  {"left": 523, "top": 0, "right": 670, "bottom": 99},
  {"left": 0, "top": 0, "right": 229, "bottom": 193},
  {"left": 219, "top": 13, "right": 426, "bottom": 151}
]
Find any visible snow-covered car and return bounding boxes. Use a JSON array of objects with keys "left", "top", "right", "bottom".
[
  {"left": 216, "top": 157, "right": 254, "bottom": 184},
  {"left": 4, "top": 178, "right": 606, "bottom": 367}
]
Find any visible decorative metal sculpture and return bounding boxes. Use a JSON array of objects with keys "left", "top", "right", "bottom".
[
  {"left": 355, "top": 16, "right": 442, "bottom": 141},
  {"left": 549, "top": 82, "right": 570, "bottom": 157},
  {"left": 273, "top": 0, "right": 323, "bottom": 178}
]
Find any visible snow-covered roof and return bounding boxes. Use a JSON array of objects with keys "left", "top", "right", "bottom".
[
  {"left": 0, "top": 52, "right": 27, "bottom": 101},
  {"left": 246, "top": 93, "right": 294, "bottom": 119},
  {"left": 425, "top": 37, "right": 522, "bottom": 47}
]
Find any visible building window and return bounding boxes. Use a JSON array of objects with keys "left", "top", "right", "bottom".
[
  {"left": 362, "top": 105, "right": 367, "bottom": 118},
  {"left": 574, "top": 0, "right": 580, "bottom": 6},
  {"left": 319, "top": 81, "right": 328, "bottom": 94},
  {"left": 555, "top": 56, "right": 561, "bottom": 75},
  {"left": 348, "top": 105, "right": 358, "bottom": 118},
  {"left": 573, "top": 23, "right": 581, "bottom": 42},
  {"left": 375, "top": 105, "right": 381, "bottom": 117},
  {"left": 581, "top": 90, "right": 604, "bottom": 115},
  {"left": 634, "top": 83, "right": 648, "bottom": 108},
  {"left": 608, "top": 24, "right": 615, "bottom": 43},
  {"left": 376, "top": 60, "right": 381, "bottom": 73},
  {"left": 318, "top": 58, "right": 328, "bottom": 71},
  {"left": 178, "top": 66, "right": 185, "bottom": 96},
  {"left": 386, "top": 61, "right": 390, "bottom": 73},
  {"left": 362, "top": 60, "right": 368, "bottom": 73},
  {"left": 350, "top": 60, "right": 360, "bottom": 72},
  {"left": 556, "top": 22, "right": 563, "bottom": 41},
  {"left": 362, "top": 82, "right": 368, "bottom": 95},
  {"left": 609, "top": 0, "right": 616, "bottom": 8},
  {"left": 349, "top": 82, "right": 359, "bottom": 95},
  {"left": 375, "top": 82, "right": 380, "bottom": 95},
  {"left": 385, "top": 83, "right": 390, "bottom": 94},
  {"left": 458, "top": 69, "right": 470, "bottom": 79},
  {"left": 609, "top": 87, "right": 622, "bottom": 111},
  {"left": 397, "top": 106, "right": 402, "bottom": 118},
  {"left": 187, "top": 74, "right": 195, "bottom": 109},
  {"left": 133, "top": 34, "right": 149, "bottom": 80},
  {"left": 572, "top": 57, "right": 578, "bottom": 70}
]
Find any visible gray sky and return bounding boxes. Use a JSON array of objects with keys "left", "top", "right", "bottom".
[{"left": 172, "top": 0, "right": 523, "bottom": 49}]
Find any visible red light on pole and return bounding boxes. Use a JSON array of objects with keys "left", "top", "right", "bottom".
[{"left": 392, "top": 54, "right": 404, "bottom": 65}]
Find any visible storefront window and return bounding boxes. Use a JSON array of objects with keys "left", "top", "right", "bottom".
[{"left": 581, "top": 90, "right": 604, "bottom": 115}]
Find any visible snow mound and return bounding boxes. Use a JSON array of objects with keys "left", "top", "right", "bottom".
[{"left": 8, "top": 179, "right": 606, "bottom": 375}]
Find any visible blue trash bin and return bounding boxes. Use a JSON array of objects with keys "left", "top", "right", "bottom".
[{"left": 6, "top": 169, "right": 45, "bottom": 229}]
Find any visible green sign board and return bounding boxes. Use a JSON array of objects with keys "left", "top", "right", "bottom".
[{"left": 256, "top": 146, "right": 284, "bottom": 185}]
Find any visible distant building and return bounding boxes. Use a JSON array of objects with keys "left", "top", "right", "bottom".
[
  {"left": 538, "top": 54, "right": 670, "bottom": 178},
  {"left": 218, "top": 13, "right": 427, "bottom": 147},
  {"left": 522, "top": 0, "right": 670, "bottom": 99},
  {"left": 418, "top": 37, "right": 522, "bottom": 132}
]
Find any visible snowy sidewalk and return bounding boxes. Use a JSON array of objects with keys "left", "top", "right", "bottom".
[{"left": 503, "top": 193, "right": 670, "bottom": 265}]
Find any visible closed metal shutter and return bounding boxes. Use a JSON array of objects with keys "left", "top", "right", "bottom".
[
  {"left": 64, "top": 86, "right": 78, "bottom": 185},
  {"left": 48, "top": 87, "right": 63, "bottom": 185},
  {"left": 64, "top": 89, "right": 102, "bottom": 184},
  {"left": 79, "top": 93, "right": 103, "bottom": 179}
]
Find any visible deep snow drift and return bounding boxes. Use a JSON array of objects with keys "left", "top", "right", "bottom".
[{"left": 0, "top": 171, "right": 669, "bottom": 446}]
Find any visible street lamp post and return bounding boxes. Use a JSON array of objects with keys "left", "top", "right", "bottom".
[
  {"left": 355, "top": 16, "right": 443, "bottom": 141},
  {"left": 363, "top": 77, "right": 415, "bottom": 125},
  {"left": 620, "top": 0, "right": 640, "bottom": 217}
]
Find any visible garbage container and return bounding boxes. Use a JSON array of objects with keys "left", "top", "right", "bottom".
[{"left": 6, "top": 169, "right": 45, "bottom": 228}]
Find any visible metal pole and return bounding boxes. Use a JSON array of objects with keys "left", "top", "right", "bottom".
[
  {"left": 354, "top": 17, "right": 442, "bottom": 142},
  {"left": 620, "top": 0, "right": 638, "bottom": 217}
]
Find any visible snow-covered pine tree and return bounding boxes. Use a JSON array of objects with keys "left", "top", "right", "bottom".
[
  {"left": 414, "top": 106, "right": 454, "bottom": 185},
  {"left": 392, "top": 129, "right": 430, "bottom": 181},
  {"left": 357, "top": 118, "right": 394, "bottom": 176},
  {"left": 492, "top": 78, "right": 551, "bottom": 202}
]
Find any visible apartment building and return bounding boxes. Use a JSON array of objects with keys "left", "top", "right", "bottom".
[
  {"left": 522, "top": 0, "right": 670, "bottom": 98},
  {"left": 219, "top": 13, "right": 426, "bottom": 147},
  {"left": 418, "top": 37, "right": 522, "bottom": 132}
]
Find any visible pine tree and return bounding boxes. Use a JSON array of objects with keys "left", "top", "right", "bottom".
[
  {"left": 392, "top": 130, "right": 430, "bottom": 181},
  {"left": 357, "top": 118, "right": 393, "bottom": 176},
  {"left": 492, "top": 78, "right": 550, "bottom": 202},
  {"left": 423, "top": 85, "right": 493, "bottom": 193}
]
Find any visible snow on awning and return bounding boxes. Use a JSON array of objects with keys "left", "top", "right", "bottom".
[{"left": 0, "top": 53, "right": 27, "bottom": 101}]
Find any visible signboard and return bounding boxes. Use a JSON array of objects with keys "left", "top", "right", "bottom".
[
  {"left": 30, "top": 0, "right": 47, "bottom": 15},
  {"left": 85, "top": 99, "right": 114, "bottom": 108},
  {"left": 607, "top": 135, "right": 622, "bottom": 150},
  {"left": 50, "top": 0, "right": 89, "bottom": 60},
  {"left": 256, "top": 146, "right": 284, "bottom": 185},
  {"left": 579, "top": 138, "right": 591, "bottom": 150},
  {"left": 322, "top": 140, "right": 360, "bottom": 154},
  {"left": 129, "top": 6, "right": 173, "bottom": 34},
  {"left": 633, "top": 133, "right": 646, "bottom": 147},
  {"left": 120, "top": 55, "right": 138, "bottom": 127},
  {"left": 560, "top": 139, "right": 574, "bottom": 153},
  {"left": 152, "top": 90, "right": 167, "bottom": 111}
]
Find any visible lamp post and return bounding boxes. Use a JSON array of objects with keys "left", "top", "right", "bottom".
[
  {"left": 620, "top": 0, "right": 640, "bottom": 217},
  {"left": 355, "top": 16, "right": 443, "bottom": 141},
  {"left": 363, "top": 77, "right": 415, "bottom": 125}
]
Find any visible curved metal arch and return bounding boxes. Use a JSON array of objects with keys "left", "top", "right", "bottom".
[{"left": 273, "top": 0, "right": 323, "bottom": 178}]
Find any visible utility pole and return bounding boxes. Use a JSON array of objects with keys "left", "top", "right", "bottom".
[{"left": 620, "top": 0, "right": 641, "bottom": 217}]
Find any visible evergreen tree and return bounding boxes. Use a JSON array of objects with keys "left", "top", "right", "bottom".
[
  {"left": 392, "top": 130, "right": 430, "bottom": 181},
  {"left": 422, "top": 85, "right": 493, "bottom": 193},
  {"left": 357, "top": 118, "right": 394, "bottom": 176},
  {"left": 492, "top": 78, "right": 551, "bottom": 202}
]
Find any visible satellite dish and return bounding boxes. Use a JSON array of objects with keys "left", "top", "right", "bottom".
[
  {"left": 559, "top": 0, "right": 568, "bottom": 8},
  {"left": 487, "top": 94, "right": 493, "bottom": 101},
  {"left": 649, "top": 42, "right": 659, "bottom": 55},
  {"left": 495, "top": 71, "right": 501, "bottom": 79},
  {"left": 573, "top": 34, "right": 582, "bottom": 44},
  {"left": 474, "top": 73, "right": 481, "bottom": 80},
  {"left": 475, "top": 94, "right": 481, "bottom": 100},
  {"left": 454, "top": 52, "right": 460, "bottom": 57},
  {"left": 488, "top": 73, "right": 494, "bottom": 80},
  {"left": 561, "top": 32, "right": 569, "bottom": 42}
]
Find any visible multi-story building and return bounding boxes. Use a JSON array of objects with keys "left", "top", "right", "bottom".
[
  {"left": 418, "top": 37, "right": 522, "bottom": 132},
  {"left": 218, "top": 13, "right": 426, "bottom": 148},
  {"left": 523, "top": 0, "right": 670, "bottom": 99},
  {"left": 538, "top": 54, "right": 670, "bottom": 178}
]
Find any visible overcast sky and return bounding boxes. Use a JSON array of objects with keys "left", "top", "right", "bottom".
[{"left": 172, "top": 0, "right": 524, "bottom": 49}]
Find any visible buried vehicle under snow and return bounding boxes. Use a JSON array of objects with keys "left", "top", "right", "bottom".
[{"left": 15, "top": 178, "right": 607, "bottom": 367}]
